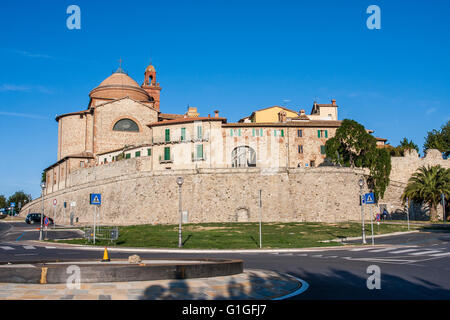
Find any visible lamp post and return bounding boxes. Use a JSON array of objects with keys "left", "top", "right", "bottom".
[
  {"left": 176, "top": 177, "right": 184, "bottom": 248},
  {"left": 39, "top": 182, "right": 46, "bottom": 241},
  {"left": 359, "top": 178, "right": 366, "bottom": 244}
]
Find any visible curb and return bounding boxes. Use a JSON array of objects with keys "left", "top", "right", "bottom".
[{"left": 321, "top": 230, "right": 420, "bottom": 243}]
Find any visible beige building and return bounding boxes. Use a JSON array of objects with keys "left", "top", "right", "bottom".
[{"left": 43, "top": 62, "right": 351, "bottom": 195}]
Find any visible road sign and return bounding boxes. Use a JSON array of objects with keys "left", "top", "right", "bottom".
[
  {"left": 53, "top": 199, "right": 57, "bottom": 206},
  {"left": 44, "top": 217, "right": 49, "bottom": 226},
  {"left": 70, "top": 201, "right": 76, "bottom": 207},
  {"left": 10, "top": 202, "right": 15, "bottom": 208},
  {"left": 90, "top": 194, "right": 102, "bottom": 206},
  {"left": 364, "top": 193, "right": 375, "bottom": 204}
]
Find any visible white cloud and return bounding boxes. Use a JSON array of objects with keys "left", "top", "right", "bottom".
[
  {"left": 425, "top": 107, "right": 437, "bottom": 115},
  {"left": 0, "top": 84, "right": 53, "bottom": 94},
  {"left": 0, "top": 111, "right": 49, "bottom": 120},
  {"left": 11, "top": 49, "right": 55, "bottom": 60}
]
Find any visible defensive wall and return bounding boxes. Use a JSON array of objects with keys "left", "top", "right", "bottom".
[{"left": 20, "top": 149, "right": 449, "bottom": 225}]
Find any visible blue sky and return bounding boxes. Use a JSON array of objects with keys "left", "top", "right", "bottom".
[{"left": 0, "top": 0, "right": 449, "bottom": 199}]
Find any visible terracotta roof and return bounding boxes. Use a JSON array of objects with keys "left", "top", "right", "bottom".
[
  {"left": 288, "top": 115, "right": 310, "bottom": 121},
  {"left": 97, "top": 144, "right": 153, "bottom": 156},
  {"left": 147, "top": 117, "right": 227, "bottom": 127},
  {"left": 222, "top": 120, "right": 342, "bottom": 128},
  {"left": 44, "top": 152, "right": 94, "bottom": 171},
  {"left": 375, "top": 137, "right": 388, "bottom": 142}
]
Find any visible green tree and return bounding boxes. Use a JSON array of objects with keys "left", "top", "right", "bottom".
[
  {"left": 7, "top": 191, "right": 32, "bottom": 212},
  {"left": 325, "top": 119, "right": 391, "bottom": 199},
  {"left": 389, "top": 138, "right": 420, "bottom": 157},
  {"left": 401, "top": 165, "right": 450, "bottom": 222},
  {"left": 41, "top": 171, "right": 46, "bottom": 183},
  {"left": 424, "top": 120, "right": 450, "bottom": 157},
  {"left": 0, "top": 195, "right": 7, "bottom": 209}
]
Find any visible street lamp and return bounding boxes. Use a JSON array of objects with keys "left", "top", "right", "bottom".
[
  {"left": 176, "top": 177, "right": 184, "bottom": 248},
  {"left": 39, "top": 182, "right": 46, "bottom": 241},
  {"left": 358, "top": 178, "right": 367, "bottom": 244}
]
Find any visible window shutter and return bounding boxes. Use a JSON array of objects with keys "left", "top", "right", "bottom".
[
  {"left": 238, "top": 128, "right": 241, "bottom": 136},
  {"left": 281, "top": 129, "right": 284, "bottom": 137},
  {"left": 230, "top": 129, "right": 233, "bottom": 137},
  {"left": 197, "top": 126, "right": 202, "bottom": 139},
  {"left": 260, "top": 129, "right": 263, "bottom": 137},
  {"left": 318, "top": 130, "right": 321, "bottom": 138},
  {"left": 164, "top": 147, "right": 170, "bottom": 160},
  {"left": 147, "top": 148, "right": 151, "bottom": 156},
  {"left": 197, "top": 144, "right": 203, "bottom": 158},
  {"left": 252, "top": 129, "right": 255, "bottom": 136},
  {"left": 321, "top": 145, "right": 326, "bottom": 154},
  {"left": 325, "top": 130, "right": 328, "bottom": 138},
  {"left": 181, "top": 128, "right": 186, "bottom": 141},
  {"left": 165, "top": 129, "right": 170, "bottom": 142},
  {"left": 135, "top": 151, "right": 141, "bottom": 157}
]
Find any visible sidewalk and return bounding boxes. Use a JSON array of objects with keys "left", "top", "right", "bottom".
[{"left": 0, "top": 269, "right": 305, "bottom": 300}]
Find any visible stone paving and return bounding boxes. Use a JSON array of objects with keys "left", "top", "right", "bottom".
[{"left": 0, "top": 269, "right": 302, "bottom": 300}]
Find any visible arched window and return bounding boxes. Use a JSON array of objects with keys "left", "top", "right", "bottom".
[
  {"left": 113, "top": 119, "right": 139, "bottom": 132},
  {"left": 232, "top": 146, "right": 256, "bottom": 168},
  {"left": 149, "top": 96, "right": 155, "bottom": 102}
]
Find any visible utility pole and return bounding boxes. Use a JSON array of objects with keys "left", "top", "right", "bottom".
[
  {"left": 177, "top": 177, "right": 184, "bottom": 248},
  {"left": 259, "top": 190, "right": 262, "bottom": 249}
]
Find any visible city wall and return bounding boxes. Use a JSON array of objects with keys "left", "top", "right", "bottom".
[{"left": 20, "top": 149, "right": 448, "bottom": 225}]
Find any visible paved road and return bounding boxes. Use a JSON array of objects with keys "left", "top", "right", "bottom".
[{"left": 1, "top": 221, "right": 449, "bottom": 299}]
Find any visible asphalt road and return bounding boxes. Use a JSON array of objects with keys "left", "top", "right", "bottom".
[{"left": 1, "top": 221, "right": 449, "bottom": 299}]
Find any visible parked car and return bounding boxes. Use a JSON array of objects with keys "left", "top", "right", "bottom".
[{"left": 25, "top": 213, "right": 54, "bottom": 225}]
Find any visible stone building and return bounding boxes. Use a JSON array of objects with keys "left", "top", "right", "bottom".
[{"left": 43, "top": 62, "right": 346, "bottom": 195}]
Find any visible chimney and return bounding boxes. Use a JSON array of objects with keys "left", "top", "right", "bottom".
[
  {"left": 331, "top": 99, "right": 336, "bottom": 106},
  {"left": 214, "top": 110, "right": 219, "bottom": 118},
  {"left": 299, "top": 109, "right": 306, "bottom": 116}
]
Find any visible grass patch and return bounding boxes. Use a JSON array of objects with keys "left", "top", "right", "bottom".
[{"left": 51, "top": 222, "right": 419, "bottom": 249}]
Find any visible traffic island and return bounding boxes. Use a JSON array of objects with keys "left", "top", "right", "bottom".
[{"left": 0, "top": 258, "right": 243, "bottom": 284}]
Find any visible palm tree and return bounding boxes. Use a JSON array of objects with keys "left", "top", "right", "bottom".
[{"left": 401, "top": 165, "right": 450, "bottom": 222}]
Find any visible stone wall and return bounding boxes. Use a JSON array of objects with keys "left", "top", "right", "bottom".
[{"left": 21, "top": 163, "right": 372, "bottom": 226}]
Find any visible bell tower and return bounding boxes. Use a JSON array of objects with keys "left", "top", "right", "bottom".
[{"left": 141, "top": 63, "right": 161, "bottom": 111}]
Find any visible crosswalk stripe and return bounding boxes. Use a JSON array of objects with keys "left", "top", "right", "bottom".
[
  {"left": 429, "top": 252, "right": 450, "bottom": 257},
  {"left": 409, "top": 250, "right": 441, "bottom": 256},
  {"left": 23, "top": 245, "right": 36, "bottom": 250},
  {"left": 0, "top": 246, "right": 14, "bottom": 250},
  {"left": 367, "top": 248, "right": 398, "bottom": 253},
  {"left": 45, "top": 246, "right": 57, "bottom": 249},
  {"left": 350, "top": 247, "right": 374, "bottom": 251},
  {"left": 388, "top": 249, "right": 422, "bottom": 254}
]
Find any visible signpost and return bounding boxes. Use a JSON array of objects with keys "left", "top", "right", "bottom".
[
  {"left": 53, "top": 199, "right": 57, "bottom": 229},
  {"left": 365, "top": 193, "right": 375, "bottom": 245},
  {"left": 44, "top": 217, "right": 49, "bottom": 240},
  {"left": 259, "top": 190, "right": 262, "bottom": 249},
  {"left": 10, "top": 202, "right": 15, "bottom": 216},
  {"left": 90, "top": 194, "right": 102, "bottom": 244},
  {"left": 442, "top": 194, "right": 446, "bottom": 222}
]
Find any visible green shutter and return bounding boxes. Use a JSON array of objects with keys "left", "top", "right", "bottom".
[
  {"left": 274, "top": 130, "right": 277, "bottom": 137},
  {"left": 230, "top": 129, "right": 233, "bottom": 137},
  {"left": 147, "top": 148, "right": 151, "bottom": 156},
  {"left": 181, "top": 128, "right": 186, "bottom": 141},
  {"left": 281, "top": 129, "right": 284, "bottom": 137},
  {"left": 164, "top": 147, "right": 170, "bottom": 160},
  {"left": 196, "top": 144, "right": 203, "bottom": 158},
  {"left": 165, "top": 129, "right": 170, "bottom": 142},
  {"left": 260, "top": 129, "right": 263, "bottom": 137},
  {"left": 325, "top": 130, "right": 328, "bottom": 138},
  {"left": 238, "top": 128, "right": 241, "bottom": 136},
  {"left": 252, "top": 129, "right": 255, "bottom": 136},
  {"left": 317, "top": 130, "right": 321, "bottom": 138},
  {"left": 125, "top": 153, "right": 131, "bottom": 159},
  {"left": 135, "top": 151, "right": 141, "bottom": 157},
  {"left": 197, "top": 126, "right": 202, "bottom": 139},
  {"left": 321, "top": 145, "right": 326, "bottom": 154}
]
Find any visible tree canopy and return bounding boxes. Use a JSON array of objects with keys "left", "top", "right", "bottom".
[
  {"left": 325, "top": 119, "right": 391, "bottom": 199},
  {"left": 7, "top": 191, "right": 32, "bottom": 211},
  {"left": 424, "top": 120, "right": 450, "bottom": 157},
  {"left": 0, "top": 195, "right": 7, "bottom": 209}
]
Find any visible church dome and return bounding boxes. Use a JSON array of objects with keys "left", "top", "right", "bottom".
[{"left": 89, "top": 69, "right": 151, "bottom": 102}]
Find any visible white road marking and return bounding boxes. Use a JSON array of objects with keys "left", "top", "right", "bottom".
[
  {"left": 388, "top": 249, "right": 422, "bottom": 254},
  {"left": 0, "top": 246, "right": 14, "bottom": 250},
  {"left": 367, "top": 247, "right": 398, "bottom": 253},
  {"left": 409, "top": 250, "right": 442, "bottom": 256},
  {"left": 312, "top": 255, "right": 323, "bottom": 258},
  {"left": 326, "top": 256, "right": 338, "bottom": 258},
  {"left": 296, "top": 254, "right": 308, "bottom": 256},
  {"left": 45, "top": 246, "right": 57, "bottom": 249},
  {"left": 428, "top": 252, "right": 450, "bottom": 257},
  {"left": 350, "top": 247, "right": 374, "bottom": 251},
  {"left": 23, "top": 245, "right": 36, "bottom": 250}
]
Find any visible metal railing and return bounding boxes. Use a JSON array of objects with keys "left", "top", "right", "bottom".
[
  {"left": 153, "top": 133, "right": 210, "bottom": 144},
  {"left": 84, "top": 226, "right": 119, "bottom": 244}
]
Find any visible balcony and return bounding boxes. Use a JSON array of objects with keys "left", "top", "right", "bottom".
[
  {"left": 159, "top": 154, "right": 174, "bottom": 164},
  {"left": 192, "top": 153, "right": 207, "bottom": 162},
  {"left": 152, "top": 133, "right": 209, "bottom": 145}
]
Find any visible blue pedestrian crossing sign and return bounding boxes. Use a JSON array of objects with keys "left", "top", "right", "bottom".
[
  {"left": 364, "top": 193, "right": 375, "bottom": 204},
  {"left": 90, "top": 194, "right": 102, "bottom": 206},
  {"left": 10, "top": 202, "right": 15, "bottom": 208}
]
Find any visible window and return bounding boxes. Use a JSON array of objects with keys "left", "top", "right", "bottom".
[
  {"left": 147, "top": 148, "right": 152, "bottom": 156},
  {"left": 297, "top": 129, "right": 303, "bottom": 137},
  {"left": 165, "top": 129, "right": 170, "bottom": 142},
  {"left": 310, "top": 160, "right": 316, "bottom": 167},
  {"left": 113, "top": 119, "right": 139, "bottom": 132},
  {"left": 298, "top": 145, "right": 303, "bottom": 154},
  {"left": 135, "top": 151, "right": 141, "bottom": 157},
  {"left": 125, "top": 153, "right": 131, "bottom": 159},
  {"left": 196, "top": 144, "right": 203, "bottom": 159},
  {"left": 80, "top": 161, "right": 85, "bottom": 168},
  {"left": 281, "top": 129, "right": 284, "bottom": 137},
  {"left": 164, "top": 147, "right": 171, "bottom": 161},
  {"left": 318, "top": 130, "right": 328, "bottom": 138},
  {"left": 320, "top": 145, "right": 326, "bottom": 155},
  {"left": 196, "top": 126, "right": 203, "bottom": 139},
  {"left": 181, "top": 128, "right": 186, "bottom": 141}
]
